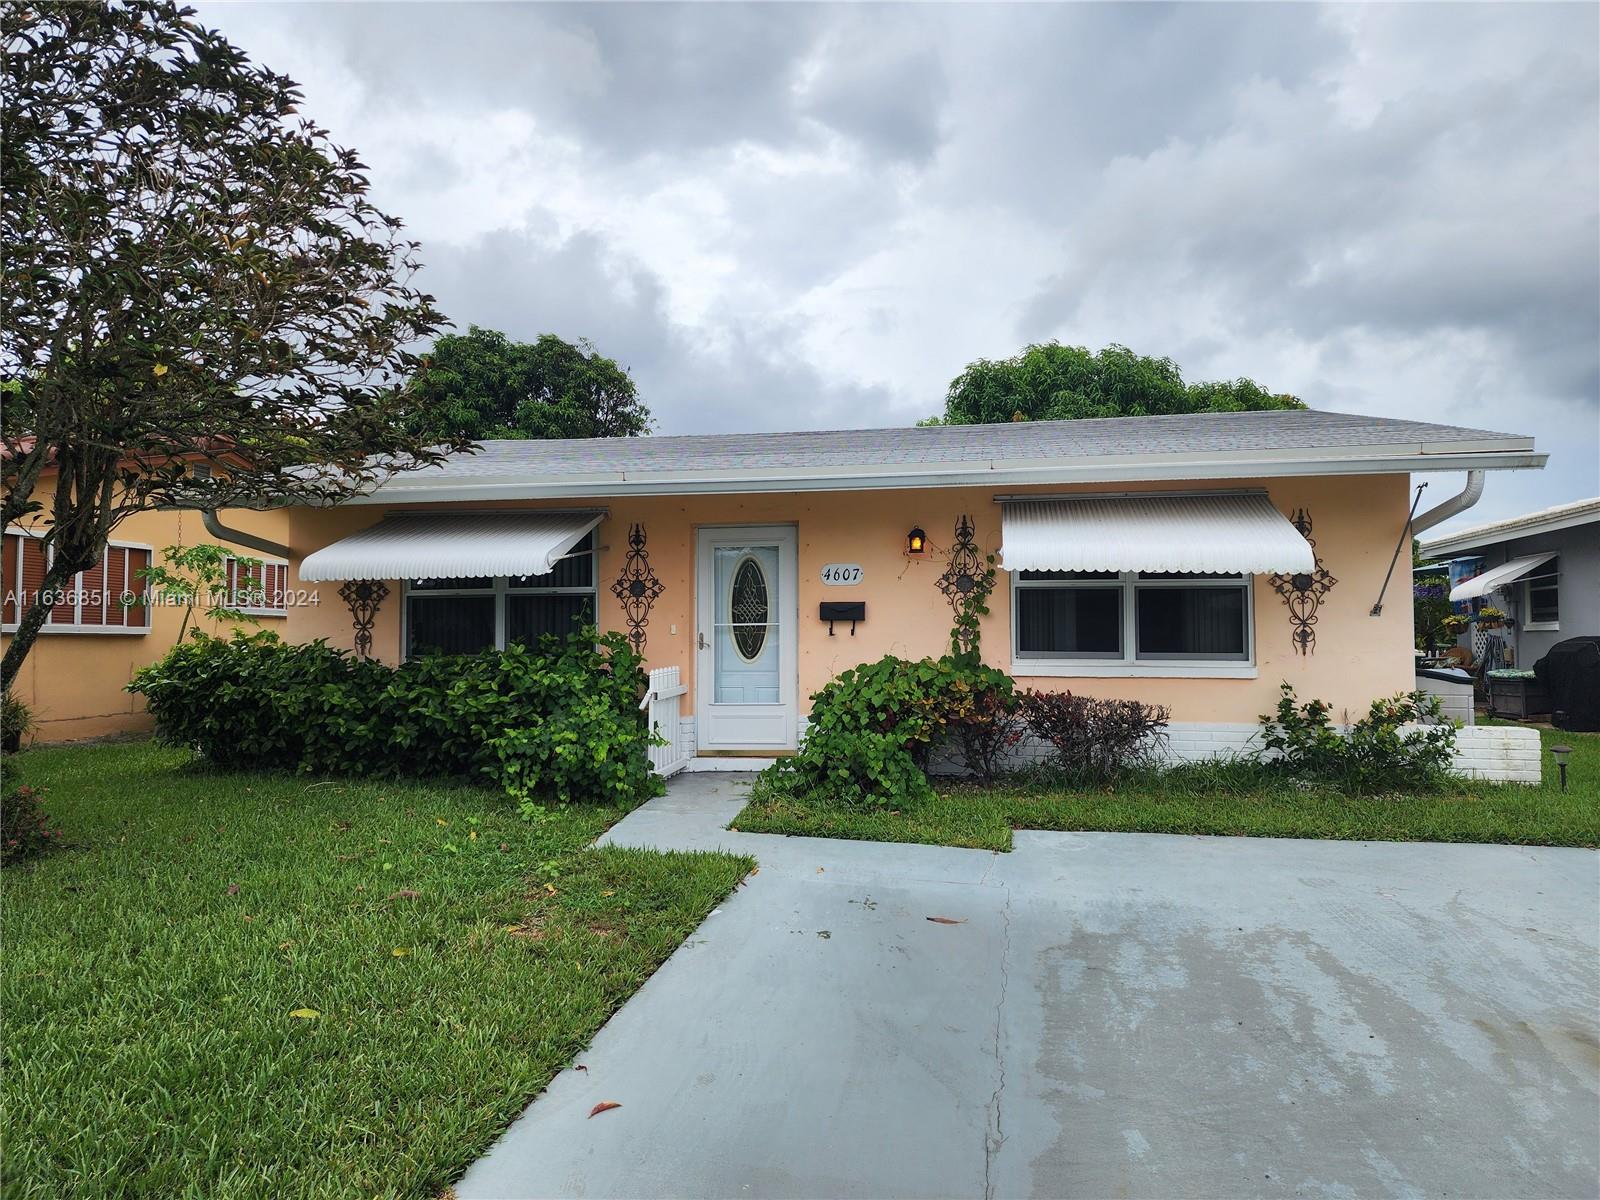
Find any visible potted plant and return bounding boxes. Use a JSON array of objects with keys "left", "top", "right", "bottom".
[
  {"left": 1, "top": 692, "right": 34, "bottom": 755},
  {"left": 1475, "top": 606, "right": 1511, "bottom": 631}
]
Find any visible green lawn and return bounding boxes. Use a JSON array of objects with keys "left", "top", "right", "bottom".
[
  {"left": 734, "top": 726, "right": 1600, "bottom": 852},
  {"left": 1, "top": 742, "right": 751, "bottom": 1199}
]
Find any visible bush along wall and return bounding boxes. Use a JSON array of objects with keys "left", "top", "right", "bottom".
[
  {"left": 1257, "top": 682, "right": 1457, "bottom": 793},
  {"left": 128, "top": 629, "right": 662, "bottom": 808},
  {"left": 765, "top": 665, "right": 1467, "bottom": 807},
  {"left": 766, "top": 655, "right": 1018, "bottom": 808}
]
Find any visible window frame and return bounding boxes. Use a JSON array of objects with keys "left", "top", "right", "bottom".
[
  {"left": 401, "top": 537, "right": 598, "bottom": 659},
  {"left": 1521, "top": 556, "right": 1560, "bottom": 632},
  {"left": 2, "top": 529, "right": 155, "bottom": 636},
  {"left": 1010, "top": 573, "right": 1125, "bottom": 661},
  {"left": 1011, "top": 569, "right": 1257, "bottom": 678},
  {"left": 223, "top": 555, "right": 290, "bottom": 618}
]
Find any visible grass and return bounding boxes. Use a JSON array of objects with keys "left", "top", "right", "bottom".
[
  {"left": 1, "top": 742, "right": 751, "bottom": 1199},
  {"left": 734, "top": 726, "right": 1600, "bottom": 852}
]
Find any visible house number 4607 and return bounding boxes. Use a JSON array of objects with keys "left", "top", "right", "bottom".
[{"left": 820, "top": 563, "right": 864, "bottom": 585}]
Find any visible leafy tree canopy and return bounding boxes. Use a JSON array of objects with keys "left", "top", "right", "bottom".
[
  {"left": 932, "top": 342, "right": 1306, "bottom": 425},
  {"left": 403, "top": 326, "right": 651, "bottom": 442},
  {"left": 1, "top": 0, "right": 462, "bottom": 688}
]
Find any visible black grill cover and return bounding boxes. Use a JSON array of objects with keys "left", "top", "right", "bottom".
[{"left": 1534, "top": 637, "right": 1600, "bottom": 732}]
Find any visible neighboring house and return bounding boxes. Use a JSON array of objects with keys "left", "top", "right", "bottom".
[
  {"left": 1420, "top": 497, "right": 1600, "bottom": 668},
  {"left": 2, "top": 499, "right": 292, "bottom": 742},
  {"left": 278, "top": 409, "right": 1543, "bottom": 769}
]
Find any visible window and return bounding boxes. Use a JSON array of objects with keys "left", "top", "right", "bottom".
[
  {"left": 1012, "top": 569, "right": 1252, "bottom": 673},
  {"left": 1133, "top": 573, "right": 1249, "bottom": 660},
  {"left": 730, "top": 555, "right": 770, "bottom": 661},
  {"left": 404, "top": 532, "right": 596, "bottom": 658},
  {"left": 1523, "top": 557, "right": 1560, "bottom": 630},
  {"left": 224, "top": 556, "right": 288, "bottom": 616},
  {"left": 2, "top": 531, "right": 153, "bottom": 634},
  {"left": 1014, "top": 571, "right": 1122, "bottom": 657}
]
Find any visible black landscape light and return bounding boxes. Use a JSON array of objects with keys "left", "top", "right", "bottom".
[{"left": 1550, "top": 744, "right": 1572, "bottom": 793}]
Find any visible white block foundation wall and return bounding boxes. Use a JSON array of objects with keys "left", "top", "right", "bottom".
[
  {"left": 1440, "top": 723, "right": 1542, "bottom": 783},
  {"left": 925, "top": 723, "right": 1264, "bottom": 776},
  {"left": 676, "top": 718, "right": 1543, "bottom": 784}
]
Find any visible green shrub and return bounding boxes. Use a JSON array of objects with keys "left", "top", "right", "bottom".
[
  {"left": 2, "top": 762, "right": 61, "bottom": 865},
  {"left": 1257, "top": 682, "right": 1457, "bottom": 793},
  {"left": 2, "top": 691, "right": 34, "bottom": 754},
  {"left": 766, "top": 655, "right": 1015, "bottom": 807},
  {"left": 128, "top": 629, "right": 661, "bottom": 807},
  {"left": 1018, "top": 690, "right": 1171, "bottom": 781}
]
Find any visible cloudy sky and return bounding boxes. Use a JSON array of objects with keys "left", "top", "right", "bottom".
[{"left": 205, "top": 2, "right": 1597, "bottom": 530}]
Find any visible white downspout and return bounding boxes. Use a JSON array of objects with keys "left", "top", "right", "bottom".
[
  {"left": 1369, "top": 470, "right": 1488, "bottom": 617},
  {"left": 1411, "top": 470, "right": 1486, "bottom": 536}
]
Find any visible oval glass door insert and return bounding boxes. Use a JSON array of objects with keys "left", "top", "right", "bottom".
[{"left": 731, "top": 555, "right": 769, "bottom": 661}]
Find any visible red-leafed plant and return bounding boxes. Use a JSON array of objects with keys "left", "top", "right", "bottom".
[
  {"left": 1019, "top": 690, "right": 1171, "bottom": 781},
  {"left": 2, "top": 777, "right": 62, "bottom": 866}
]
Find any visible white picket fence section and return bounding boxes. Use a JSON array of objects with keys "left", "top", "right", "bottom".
[{"left": 640, "top": 665, "right": 691, "bottom": 778}]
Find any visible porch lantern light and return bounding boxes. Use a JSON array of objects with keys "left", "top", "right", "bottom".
[
  {"left": 906, "top": 527, "right": 927, "bottom": 556},
  {"left": 1550, "top": 744, "right": 1572, "bottom": 793}
]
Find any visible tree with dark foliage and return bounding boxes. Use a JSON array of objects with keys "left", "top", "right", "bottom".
[
  {"left": 1, "top": 1, "right": 465, "bottom": 687},
  {"left": 403, "top": 326, "right": 652, "bottom": 443},
  {"left": 932, "top": 342, "right": 1305, "bottom": 425}
]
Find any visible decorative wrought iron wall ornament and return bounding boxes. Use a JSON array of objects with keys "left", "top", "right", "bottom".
[
  {"left": 1268, "top": 508, "right": 1338, "bottom": 655},
  {"left": 338, "top": 579, "right": 389, "bottom": 660},
  {"left": 611, "top": 524, "right": 663, "bottom": 653},
  {"left": 937, "top": 514, "right": 992, "bottom": 656}
]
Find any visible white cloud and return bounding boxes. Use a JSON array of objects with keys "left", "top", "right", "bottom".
[{"left": 199, "top": 1, "right": 1598, "bottom": 523}]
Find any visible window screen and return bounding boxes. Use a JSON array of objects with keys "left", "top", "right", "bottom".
[
  {"left": 506, "top": 594, "right": 594, "bottom": 645},
  {"left": 1135, "top": 584, "right": 1248, "bottom": 659},
  {"left": 1526, "top": 557, "right": 1560, "bottom": 625},
  {"left": 406, "top": 595, "right": 496, "bottom": 657},
  {"left": 1016, "top": 585, "right": 1122, "bottom": 656}
]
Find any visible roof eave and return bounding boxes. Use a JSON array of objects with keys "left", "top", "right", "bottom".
[
  {"left": 1421, "top": 502, "right": 1598, "bottom": 557},
  {"left": 343, "top": 444, "right": 1547, "bottom": 505}
]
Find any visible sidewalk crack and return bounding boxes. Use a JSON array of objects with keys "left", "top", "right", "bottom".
[
  {"left": 978, "top": 850, "right": 1001, "bottom": 887},
  {"left": 983, "top": 884, "right": 1014, "bottom": 1200}
]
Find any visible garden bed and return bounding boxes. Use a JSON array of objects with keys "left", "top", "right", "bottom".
[
  {"left": 1, "top": 742, "right": 750, "bottom": 1199},
  {"left": 734, "top": 728, "right": 1600, "bottom": 852}
]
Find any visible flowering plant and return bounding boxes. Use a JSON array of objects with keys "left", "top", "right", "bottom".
[{"left": 2, "top": 783, "right": 62, "bottom": 865}]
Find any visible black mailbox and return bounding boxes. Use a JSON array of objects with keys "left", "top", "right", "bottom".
[{"left": 819, "top": 601, "right": 865, "bottom": 636}]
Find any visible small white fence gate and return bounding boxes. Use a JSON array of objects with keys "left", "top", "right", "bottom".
[{"left": 640, "top": 665, "right": 691, "bottom": 778}]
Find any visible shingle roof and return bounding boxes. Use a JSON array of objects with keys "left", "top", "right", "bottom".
[{"left": 354, "top": 408, "right": 1542, "bottom": 503}]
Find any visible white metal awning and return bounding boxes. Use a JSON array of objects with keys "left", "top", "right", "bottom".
[
  {"left": 298, "top": 511, "right": 604, "bottom": 582},
  {"left": 1449, "top": 552, "right": 1557, "bottom": 602},
  {"left": 999, "top": 492, "right": 1315, "bottom": 574}
]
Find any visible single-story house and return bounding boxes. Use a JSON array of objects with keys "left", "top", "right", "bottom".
[
  {"left": 1419, "top": 496, "right": 1599, "bottom": 668},
  {"left": 263, "top": 409, "right": 1545, "bottom": 777}
]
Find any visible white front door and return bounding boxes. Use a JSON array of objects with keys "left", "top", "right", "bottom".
[{"left": 695, "top": 525, "right": 798, "bottom": 751}]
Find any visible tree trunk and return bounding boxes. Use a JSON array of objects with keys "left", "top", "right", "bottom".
[{"left": 1, "top": 554, "right": 85, "bottom": 694}]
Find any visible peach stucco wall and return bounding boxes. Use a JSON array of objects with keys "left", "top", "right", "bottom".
[
  {"left": 3, "top": 503, "right": 293, "bottom": 742},
  {"left": 282, "top": 473, "right": 1414, "bottom": 725}
]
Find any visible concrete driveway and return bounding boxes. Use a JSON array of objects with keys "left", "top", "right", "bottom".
[{"left": 458, "top": 775, "right": 1600, "bottom": 1200}]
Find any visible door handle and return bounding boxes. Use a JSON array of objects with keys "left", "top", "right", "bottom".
[{"left": 698, "top": 632, "right": 708, "bottom": 650}]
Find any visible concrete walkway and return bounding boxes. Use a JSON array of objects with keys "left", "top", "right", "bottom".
[{"left": 458, "top": 774, "right": 1600, "bottom": 1200}]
